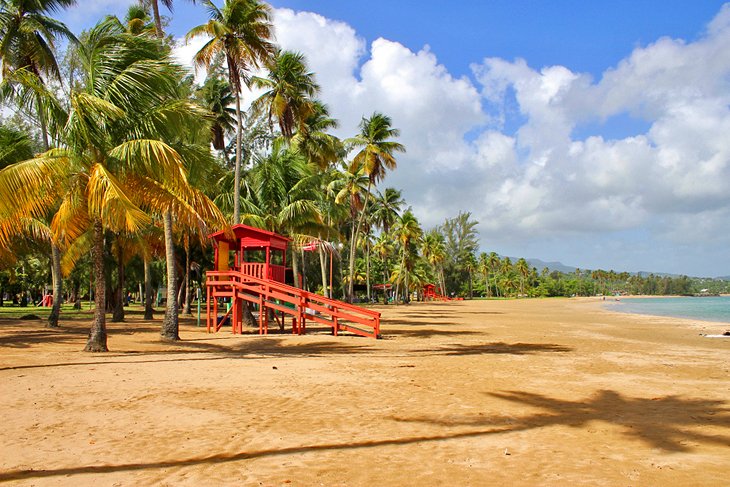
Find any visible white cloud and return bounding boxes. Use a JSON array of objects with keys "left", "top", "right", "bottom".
[{"left": 164, "top": 4, "right": 730, "bottom": 274}]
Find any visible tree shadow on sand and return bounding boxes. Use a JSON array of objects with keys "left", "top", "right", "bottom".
[
  {"left": 395, "top": 389, "right": 730, "bottom": 453},
  {"left": 0, "top": 338, "right": 372, "bottom": 371},
  {"left": 2, "top": 390, "right": 726, "bottom": 482},
  {"left": 415, "top": 342, "right": 572, "bottom": 356}
]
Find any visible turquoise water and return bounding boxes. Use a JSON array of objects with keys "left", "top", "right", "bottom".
[{"left": 607, "top": 296, "right": 730, "bottom": 323}]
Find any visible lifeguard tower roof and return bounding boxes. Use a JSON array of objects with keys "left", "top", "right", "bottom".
[{"left": 208, "top": 224, "right": 290, "bottom": 249}]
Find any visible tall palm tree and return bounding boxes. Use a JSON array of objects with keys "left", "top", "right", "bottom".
[
  {"left": 372, "top": 232, "right": 394, "bottom": 293},
  {"left": 187, "top": 0, "right": 275, "bottom": 225},
  {"left": 421, "top": 229, "right": 446, "bottom": 295},
  {"left": 0, "top": 19, "right": 219, "bottom": 351},
  {"left": 251, "top": 50, "right": 319, "bottom": 139},
  {"left": 329, "top": 160, "right": 368, "bottom": 297},
  {"left": 392, "top": 209, "right": 422, "bottom": 302},
  {"left": 516, "top": 257, "right": 529, "bottom": 297},
  {"left": 344, "top": 112, "right": 404, "bottom": 301},
  {"left": 0, "top": 0, "right": 77, "bottom": 80},
  {"left": 371, "top": 187, "right": 403, "bottom": 235},
  {"left": 140, "top": 0, "right": 197, "bottom": 39},
  {"left": 242, "top": 139, "right": 323, "bottom": 288},
  {"left": 1, "top": 0, "right": 77, "bottom": 328},
  {"left": 196, "top": 64, "right": 236, "bottom": 155},
  {"left": 290, "top": 100, "right": 342, "bottom": 170},
  {"left": 487, "top": 251, "right": 501, "bottom": 297}
]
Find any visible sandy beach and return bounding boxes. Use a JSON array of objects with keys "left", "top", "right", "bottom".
[{"left": 1, "top": 298, "right": 728, "bottom": 486}]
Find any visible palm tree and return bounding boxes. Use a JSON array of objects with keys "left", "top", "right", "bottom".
[
  {"left": 1, "top": 0, "right": 77, "bottom": 328},
  {"left": 371, "top": 187, "right": 404, "bottom": 235},
  {"left": 187, "top": 0, "right": 275, "bottom": 224},
  {"left": 291, "top": 100, "right": 342, "bottom": 170},
  {"left": 243, "top": 139, "right": 323, "bottom": 288},
  {"left": 392, "top": 209, "right": 422, "bottom": 302},
  {"left": 487, "top": 252, "right": 501, "bottom": 297},
  {"left": 196, "top": 62, "right": 236, "bottom": 156},
  {"left": 141, "top": 0, "right": 197, "bottom": 39},
  {"left": 516, "top": 257, "right": 529, "bottom": 297},
  {"left": 421, "top": 229, "right": 446, "bottom": 295},
  {"left": 251, "top": 50, "right": 319, "bottom": 138},
  {"left": 372, "top": 232, "right": 394, "bottom": 294},
  {"left": 123, "top": 4, "right": 156, "bottom": 35},
  {"left": 344, "top": 112, "right": 404, "bottom": 301},
  {"left": 329, "top": 160, "right": 368, "bottom": 296},
  {"left": 0, "top": 19, "right": 218, "bottom": 351}
]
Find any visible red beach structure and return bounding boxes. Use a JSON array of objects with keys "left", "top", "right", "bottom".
[
  {"left": 422, "top": 283, "right": 463, "bottom": 301},
  {"left": 206, "top": 224, "right": 380, "bottom": 338}
]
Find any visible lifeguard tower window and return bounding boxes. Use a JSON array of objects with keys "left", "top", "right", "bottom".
[
  {"left": 270, "top": 249, "right": 284, "bottom": 266},
  {"left": 244, "top": 249, "right": 266, "bottom": 263}
]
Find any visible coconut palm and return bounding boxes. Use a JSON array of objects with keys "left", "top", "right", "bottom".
[
  {"left": 187, "top": 0, "right": 275, "bottom": 225},
  {"left": 0, "top": 0, "right": 77, "bottom": 80},
  {"left": 140, "top": 0, "right": 197, "bottom": 39},
  {"left": 371, "top": 187, "right": 403, "bottom": 235},
  {"left": 487, "top": 251, "right": 501, "bottom": 297},
  {"left": 372, "top": 232, "right": 394, "bottom": 290},
  {"left": 0, "top": 19, "right": 220, "bottom": 351},
  {"left": 196, "top": 62, "right": 236, "bottom": 155},
  {"left": 290, "top": 100, "right": 342, "bottom": 170},
  {"left": 421, "top": 229, "right": 446, "bottom": 295},
  {"left": 242, "top": 139, "right": 324, "bottom": 288},
  {"left": 344, "top": 112, "right": 404, "bottom": 301},
  {"left": 251, "top": 50, "right": 320, "bottom": 139},
  {"left": 516, "top": 257, "right": 529, "bottom": 297},
  {"left": 1, "top": 0, "right": 77, "bottom": 327},
  {"left": 392, "top": 209, "right": 422, "bottom": 302},
  {"left": 123, "top": 4, "right": 156, "bottom": 35},
  {"left": 329, "top": 160, "right": 368, "bottom": 295}
]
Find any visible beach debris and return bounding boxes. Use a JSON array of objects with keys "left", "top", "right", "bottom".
[
  {"left": 703, "top": 333, "right": 730, "bottom": 338},
  {"left": 272, "top": 366, "right": 278, "bottom": 370},
  {"left": 504, "top": 448, "right": 511, "bottom": 456}
]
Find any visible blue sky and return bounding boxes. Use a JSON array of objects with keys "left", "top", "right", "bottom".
[{"left": 62, "top": 1, "right": 730, "bottom": 277}]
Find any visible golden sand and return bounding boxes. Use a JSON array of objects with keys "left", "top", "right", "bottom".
[{"left": 1, "top": 298, "right": 728, "bottom": 486}]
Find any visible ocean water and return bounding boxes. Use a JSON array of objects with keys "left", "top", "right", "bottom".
[{"left": 607, "top": 296, "right": 730, "bottom": 324}]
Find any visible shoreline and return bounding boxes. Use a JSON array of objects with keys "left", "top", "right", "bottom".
[{"left": 587, "top": 295, "right": 730, "bottom": 330}]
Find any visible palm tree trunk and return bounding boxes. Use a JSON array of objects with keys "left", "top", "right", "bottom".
[
  {"left": 402, "top": 255, "right": 411, "bottom": 304},
  {"left": 112, "top": 242, "right": 124, "bottom": 322},
  {"left": 348, "top": 180, "right": 372, "bottom": 301},
  {"left": 318, "top": 238, "right": 328, "bottom": 298},
  {"left": 161, "top": 210, "right": 179, "bottom": 341},
  {"left": 84, "top": 219, "right": 107, "bottom": 352},
  {"left": 183, "top": 239, "right": 192, "bottom": 315},
  {"left": 291, "top": 246, "right": 301, "bottom": 288},
  {"left": 366, "top": 238, "right": 371, "bottom": 301},
  {"left": 144, "top": 256, "right": 154, "bottom": 319},
  {"left": 151, "top": 0, "right": 164, "bottom": 38},
  {"left": 47, "top": 243, "right": 62, "bottom": 328},
  {"left": 232, "top": 82, "right": 243, "bottom": 225}
]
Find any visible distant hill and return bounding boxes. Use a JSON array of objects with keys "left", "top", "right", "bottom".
[{"left": 512, "top": 258, "right": 577, "bottom": 274}]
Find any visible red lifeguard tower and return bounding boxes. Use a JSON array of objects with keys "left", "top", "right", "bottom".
[
  {"left": 423, "top": 284, "right": 437, "bottom": 300},
  {"left": 206, "top": 224, "right": 381, "bottom": 338},
  {"left": 422, "top": 283, "right": 462, "bottom": 301},
  {"left": 209, "top": 224, "right": 290, "bottom": 284}
]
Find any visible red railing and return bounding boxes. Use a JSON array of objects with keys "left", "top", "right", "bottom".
[
  {"left": 237, "top": 263, "right": 286, "bottom": 283},
  {"left": 206, "top": 269, "right": 380, "bottom": 338}
]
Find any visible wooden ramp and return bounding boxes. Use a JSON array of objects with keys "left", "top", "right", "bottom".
[{"left": 206, "top": 270, "right": 381, "bottom": 339}]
